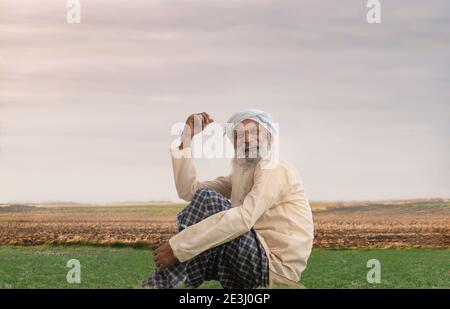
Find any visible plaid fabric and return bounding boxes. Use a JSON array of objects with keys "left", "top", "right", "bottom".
[{"left": 142, "top": 188, "right": 269, "bottom": 289}]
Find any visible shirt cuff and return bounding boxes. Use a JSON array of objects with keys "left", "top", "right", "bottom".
[{"left": 169, "top": 234, "right": 192, "bottom": 262}]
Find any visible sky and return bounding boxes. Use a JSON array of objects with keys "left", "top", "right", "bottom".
[{"left": 1, "top": 0, "right": 449, "bottom": 203}]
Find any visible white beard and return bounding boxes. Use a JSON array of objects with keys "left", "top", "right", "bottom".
[
  {"left": 231, "top": 142, "right": 268, "bottom": 180},
  {"left": 231, "top": 156, "right": 258, "bottom": 175},
  {"left": 230, "top": 156, "right": 257, "bottom": 205},
  {"left": 230, "top": 140, "right": 272, "bottom": 205}
]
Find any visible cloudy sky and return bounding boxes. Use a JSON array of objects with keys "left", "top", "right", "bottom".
[{"left": 1, "top": 0, "right": 449, "bottom": 203}]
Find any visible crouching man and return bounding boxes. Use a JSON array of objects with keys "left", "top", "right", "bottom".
[{"left": 142, "top": 109, "right": 314, "bottom": 288}]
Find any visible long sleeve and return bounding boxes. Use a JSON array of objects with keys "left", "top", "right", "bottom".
[
  {"left": 171, "top": 147, "right": 232, "bottom": 201},
  {"left": 169, "top": 160, "right": 288, "bottom": 262}
]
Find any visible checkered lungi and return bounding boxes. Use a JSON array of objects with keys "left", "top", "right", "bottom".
[{"left": 141, "top": 188, "right": 269, "bottom": 289}]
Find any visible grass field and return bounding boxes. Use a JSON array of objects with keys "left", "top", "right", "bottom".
[
  {"left": 0, "top": 245, "right": 448, "bottom": 289},
  {"left": 1, "top": 200, "right": 448, "bottom": 289}
]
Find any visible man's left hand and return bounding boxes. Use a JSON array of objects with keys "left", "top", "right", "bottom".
[{"left": 153, "top": 241, "right": 178, "bottom": 268}]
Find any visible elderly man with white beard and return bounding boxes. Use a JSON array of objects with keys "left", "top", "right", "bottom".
[{"left": 142, "top": 109, "right": 314, "bottom": 289}]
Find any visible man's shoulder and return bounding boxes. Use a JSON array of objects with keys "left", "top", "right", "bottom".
[
  {"left": 278, "top": 159, "right": 297, "bottom": 170},
  {"left": 256, "top": 158, "right": 300, "bottom": 177}
]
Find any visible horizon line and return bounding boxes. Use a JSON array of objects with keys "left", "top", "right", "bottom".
[{"left": 2, "top": 197, "right": 449, "bottom": 206}]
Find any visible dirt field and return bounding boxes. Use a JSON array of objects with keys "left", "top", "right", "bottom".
[
  {"left": 0, "top": 200, "right": 449, "bottom": 248},
  {"left": 313, "top": 202, "right": 449, "bottom": 248}
]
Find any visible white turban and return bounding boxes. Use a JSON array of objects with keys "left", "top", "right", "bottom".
[{"left": 225, "top": 109, "right": 277, "bottom": 141}]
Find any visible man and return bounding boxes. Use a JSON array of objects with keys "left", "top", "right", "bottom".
[{"left": 142, "top": 109, "right": 314, "bottom": 288}]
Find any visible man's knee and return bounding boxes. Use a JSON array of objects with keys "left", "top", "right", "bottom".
[
  {"left": 176, "top": 188, "right": 228, "bottom": 230},
  {"left": 189, "top": 188, "right": 229, "bottom": 214},
  {"left": 192, "top": 188, "right": 221, "bottom": 201}
]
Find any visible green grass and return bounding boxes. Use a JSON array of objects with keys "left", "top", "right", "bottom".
[
  {"left": 0, "top": 245, "right": 448, "bottom": 289},
  {"left": 301, "top": 248, "right": 449, "bottom": 288}
]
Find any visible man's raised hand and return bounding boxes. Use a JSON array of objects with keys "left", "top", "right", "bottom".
[{"left": 179, "top": 112, "right": 214, "bottom": 149}]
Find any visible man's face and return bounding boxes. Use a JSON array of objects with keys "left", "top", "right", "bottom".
[{"left": 233, "top": 119, "right": 271, "bottom": 161}]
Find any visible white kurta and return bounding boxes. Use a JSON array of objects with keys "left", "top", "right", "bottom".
[{"left": 169, "top": 146, "right": 314, "bottom": 287}]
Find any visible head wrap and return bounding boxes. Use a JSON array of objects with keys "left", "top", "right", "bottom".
[{"left": 225, "top": 109, "right": 277, "bottom": 141}]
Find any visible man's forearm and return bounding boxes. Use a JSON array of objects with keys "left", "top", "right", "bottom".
[
  {"left": 169, "top": 206, "right": 250, "bottom": 262},
  {"left": 178, "top": 129, "right": 192, "bottom": 150}
]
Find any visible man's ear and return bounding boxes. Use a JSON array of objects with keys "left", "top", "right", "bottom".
[
  {"left": 264, "top": 132, "right": 273, "bottom": 151},
  {"left": 259, "top": 127, "right": 271, "bottom": 143}
]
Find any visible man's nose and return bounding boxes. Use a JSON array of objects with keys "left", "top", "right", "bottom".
[
  {"left": 245, "top": 131, "right": 257, "bottom": 144},
  {"left": 244, "top": 131, "right": 251, "bottom": 143}
]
